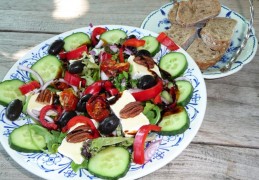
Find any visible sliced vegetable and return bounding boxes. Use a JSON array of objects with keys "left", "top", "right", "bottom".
[
  {"left": 131, "top": 79, "right": 163, "bottom": 101},
  {"left": 123, "top": 38, "right": 145, "bottom": 47},
  {"left": 0, "top": 79, "right": 25, "bottom": 106},
  {"left": 59, "top": 45, "right": 88, "bottom": 60},
  {"left": 91, "top": 27, "right": 107, "bottom": 46},
  {"left": 156, "top": 32, "right": 179, "bottom": 51},
  {"left": 30, "top": 55, "right": 63, "bottom": 83},
  {"left": 143, "top": 102, "right": 161, "bottom": 124},
  {"left": 158, "top": 106, "right": 190, "bottom": 135},
  {"left": 86, "top": 95, "right": 110, "bottom": 122},
  {"left": 100, "top": 29, "right": 127, "bottom": 45},
  {"left": 39, "top": 105, "right": 62, "bottom": 130},
  {"left": 64, "top": 71, "right": 86, "bottom": 87},
  {"left": 88, "top": 146, "right": 130, "bottom": 179},
  {"left": 9, "top": 124, "right": 47, "bottom": 153},
  {"left": 62, "top": 115, "right": 100, "bottom": 138},
  {"left": 159, "top": 52, "right": 188, "bottom": 79},
  {"left": 63, "top": 32, "right": 91, "bottom": 52},
  {"left": 137, "top": 36, "right": 161, "bottom": 56},
  {"left": 176, "top": 80, "right": 194, "bottom": 106},
  {"left": 59, "top": 88, "right": 79, "bottom": 111},
  {"left": 19, "top": 80, "right": 40, "bottom": 95},
  {"left": 133, "top": 125, "right": 161, "bottom": 164}
]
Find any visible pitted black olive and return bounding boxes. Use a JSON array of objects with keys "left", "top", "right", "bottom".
[
  {"left": 76, "top": 94, "right": 92, "bottom": 112},
  {"left": 137, "top": 75, "right": 156, "bottom": 89},
  {"left": 52, "top": 94, "right": 60, "bottom": 105},
  {"left": 5, "top": 99, "right": 23, "bottom": 121},
  {"left": 48, "top": 39, "right": 65, "bottom": 55},
  {"left": 128, "top": 34, "right": 136, "bottom": 39},
  {"left": 57, "top": 111, "right": 77, "bottom": 128},
  {"left": 98, "top": 115, "right": 120, "bottom": 135},
  {"left": 68, "top": 60, "right": 85, "bottom": 74},
  {"left": 136, "top": 49, "right": 152, "bottom": 57}
]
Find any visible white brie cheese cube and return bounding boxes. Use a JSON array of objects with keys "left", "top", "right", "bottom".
[
  {"left": 127, "top": 55, "right": 161, "bottom": 79},
  {"left": 110, "top": 90, "right": 150, "bottom": 137}
]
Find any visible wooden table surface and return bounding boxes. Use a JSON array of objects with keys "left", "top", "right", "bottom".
[{"left": 0, "top": 0, "right": 258, "bottom": 179}]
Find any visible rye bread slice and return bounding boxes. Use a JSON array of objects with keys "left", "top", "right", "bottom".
[
  {"left": 187, "top": 38, "right": 224, "bottom": 70},
  {"left": 176, "top": 0, "right": 221, "bottom": 27},
  {"left": 168, "top": 2, "right": 179, "bottom": 25},
  {"left": 165, "top": 24, "right": 197, "bottom": 50},
  {"left": 200, "top": 17, "right": 237, "bottom": 51}
]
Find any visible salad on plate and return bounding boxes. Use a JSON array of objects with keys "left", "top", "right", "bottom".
[{"left": 0, "top": 26, "right": 195, "bottom": 179}]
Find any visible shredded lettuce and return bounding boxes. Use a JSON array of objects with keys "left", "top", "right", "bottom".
[{"left": 71, "top": 160, "right": 88, "bottom": 172}]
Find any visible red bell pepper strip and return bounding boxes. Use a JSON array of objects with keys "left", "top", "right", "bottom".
[
  {"left": 62, "top": 115, "right": 100, "bottom": 138},
  {"left": 123, "top": 38, "right": 145, "bottom": 47},
  {"left": 131, "top": 80, "right": 163, "bottom": 101},
  {"left": 153, "top": 93, "right": 162, "bottom": 105},
  {"left": 19, "top": 80, "right": 41, "bottom": 95},
  {"left": 156, "top": 32, "right": 179, "bottom": 51},
  {"left": 83, "top": 81, "right": 103, "bottom": 96},
  {"left": 64, "top": 71, "right": 86, "bottom": 87},
  {"left": 59, "top": 45, "right": 88, "bottom": 60},
  {"left": 91, "top": 27, "right": 107, "bottom": 46},
  {"left": 119, "top": 46, "right": 125, "bottom": 63},
  {"left": 133, "top": 125, "right": 161, "bottom": 164},
  {"left": 83, "top": 80, "right": 119, "bottom": 97},
  {"left": 39, "top": 105, "right": 62, "bottom": 130}
]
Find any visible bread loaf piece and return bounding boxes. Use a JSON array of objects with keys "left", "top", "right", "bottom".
[
  {"left": 200, "top": 17, "right": 237, "bottom": 51},
  {"left": 175, "top": 0, "right": 221, "bottom": 27},
  {"left": 168, "top": 2, "right": 179, "bottom": 25},
  {"left": 187, "top": 38, "right": 224, "bottom": 70},
  {"left": 165, "top": 24, "right": 197, "bottom": 50}
]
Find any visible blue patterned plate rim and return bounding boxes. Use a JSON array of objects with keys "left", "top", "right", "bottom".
[
  {"left": 0, "top": 25, "right": 207, "bottom": 180},
  {"left": 140, "top": 2, "right": 258, "bottom": 79}
]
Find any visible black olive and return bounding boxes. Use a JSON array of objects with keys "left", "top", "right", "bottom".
[
  {"left": 68, "top": 60, "right": 85, "bottom": 74},
  {"left": 76, "top": 94, "right": 92, "bottom": 112},
  {"left": 128, "top": 34, "right": 136, "bottom": 39},
  {"left": 5, "top": 99, "right": 23, "bottom": 121},
  {"left": 98, "top": 115, "right": 120, "bottom": 135},
  {"left": 52, "top": 94, "right": 60, "bottom": 105},
  {"left": 137, "top": 75, "right": 156, "bottom": 89},
  {"left": 48, "top": 39, "right": 65, "bottom": 55},
  {"left": 57, "top": 111, "right": 77, "bottom": 128},
  {"left": 136, "top": 49, "right": 152, "bottom": 57}
]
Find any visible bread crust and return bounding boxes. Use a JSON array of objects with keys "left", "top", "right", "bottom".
[
  {"left": 200, "top": 17, "right": 237, "bottom": 51},
  {"left": 187, "top": 38, "right": 224, "bottom": 70},
  {"left": 176, "top": 0, "right": 221, "bottom": 27},
  {"left": 165, "top": 24, "right": 197, "bottom": 50}
]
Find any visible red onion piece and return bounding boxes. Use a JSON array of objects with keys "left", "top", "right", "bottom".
[
  {"left": 109, "top": 45, "right": 119, "bottom": 53},
  {"left": 27, "top": 109, "right": 39, "bottom": 121},
  {"left": 124, "top": 47, "right": 133, "bottom": 55},
  {"left": 144, "top": 139, "right": 162, "bottom": 163},
  {"left": 40, "top": 79, "right": 54, "bottom": 91},
  {"left": 95, "top": 39, "right": 104, "bottom": 48},
  {"left": 100, "top": 71, "right": 109, "bottom": 80},
  {"left": 31, "top": 109, "right": 40, "bottom": 116},
  {"left": 44, "top": 115, "right": 54, "bottom": 123},
  {"left": 18, "top": 65, "right": 44, "bottom": 86}
]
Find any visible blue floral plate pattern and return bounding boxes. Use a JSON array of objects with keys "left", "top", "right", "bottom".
[
  {"left": 0, "top": 25, "right": 207, "bottom": 179},
  {"left": 140, "top": 2, "right": 258, "bottom": 79}
]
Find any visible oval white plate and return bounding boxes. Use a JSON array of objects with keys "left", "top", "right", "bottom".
[
  {"left": 0, "top": 25, "right": 207, "bottom": 179},
  {"left": 140, "top": 2, "right": 258, "bottom": 79}
]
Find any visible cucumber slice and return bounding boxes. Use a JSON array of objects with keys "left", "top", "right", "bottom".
[
  {"left": 100, "top": 29, "right": 127, "bottom": 44},
  {"left": 88, "top": 146, "right": 130, "bottom": 179},
  {"left": 9, "top": 124, "right": 47, "bottom": 153},
  {"left": 137, "top": 36, "right": 161, "bottom": 56},
  {"left": 159, "top": 52, "right": 188, "bottom": 79},
  {"left": 0, "top": 79, "right": 25, "bottom": 106},
  {"left": 31, "top": 55, "right": 63, "bottom": 83},
  {"left": 176, "top": 80, "right": 194, "bottom": 106},
  {"left": 158, "top": 106, "right": 190, "bottom": 135},
  {"left": 63, "top": 32, "right": 91, "bottom": 52}
]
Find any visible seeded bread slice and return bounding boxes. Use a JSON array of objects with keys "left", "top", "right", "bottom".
[
  {"left": 165, "top": 24, "right": 197, "bottom": 50},
  {"left": 176, "top": 0, "right": 221, "bottom": 27},
  {"left": 168, "top": 2, "right": 179, "bottom": 25},
  {"left": 187, "top": 38, "right": 224, "bottom": 70},
  {"left": 200, "top": 17, "right": 237, "bottom": 51}
]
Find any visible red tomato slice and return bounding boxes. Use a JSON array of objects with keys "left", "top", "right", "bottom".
[
  {"left": 59, "top": 88, "right": 79, "bottom": 111},
  {"left": 86, "top": 95, "right": 110, "bottom": 122}
]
